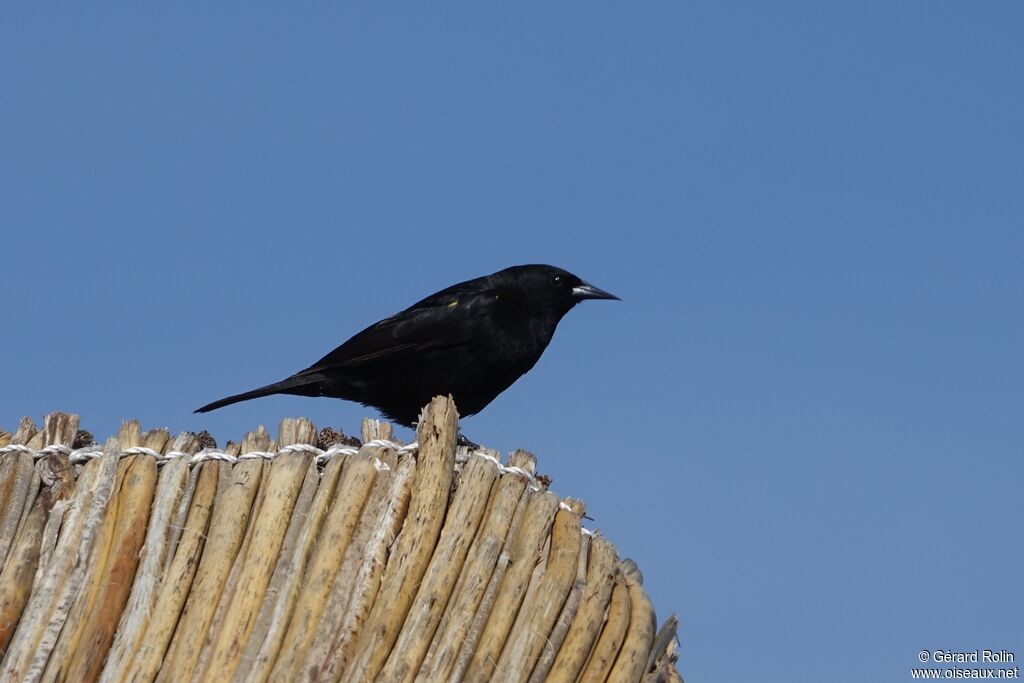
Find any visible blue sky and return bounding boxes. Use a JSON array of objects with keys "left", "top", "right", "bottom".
[{"left": 3, "top": 4, "right": 1021, "bottom": 681}]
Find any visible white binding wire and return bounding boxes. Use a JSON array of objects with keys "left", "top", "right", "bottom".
[
  {"left": 0, "top": 439, "right": 528, "bottom": 477},
  {"left": 0, "top": 439, "right": 423, "bottom": 472},
  {"left": 0, "top": 438, "right": 549, "bottom": 489},
  {"left": 5, "top": 440, "right": 519, "bottom": 478},
  {"left": 0, "top": 439, "right": 591, "bottom": 532}
]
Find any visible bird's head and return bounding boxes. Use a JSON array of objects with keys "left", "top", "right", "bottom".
[{"left": 499, "top": 264, "right": 620, "bottom": 318}]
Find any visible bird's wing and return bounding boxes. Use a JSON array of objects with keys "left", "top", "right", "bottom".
[{"left": 300, "top": 278, "right": 498, "bottom": 372}]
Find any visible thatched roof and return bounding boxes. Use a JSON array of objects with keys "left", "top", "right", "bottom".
[{"left": 0, "top": 397, "right": 682, "bottom": 682}]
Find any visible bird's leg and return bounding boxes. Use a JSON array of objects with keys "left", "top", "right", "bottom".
[{"left": 456, "top": 432, "right": 481, "bottom": 450}]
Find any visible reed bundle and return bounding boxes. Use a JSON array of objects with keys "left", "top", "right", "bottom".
[{"left": 0, "top": 397, "right": 681, "bottom": 682}]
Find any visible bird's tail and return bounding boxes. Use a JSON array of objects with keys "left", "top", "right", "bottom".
[{"left": 194, "top": 374, "right": 323, "bottom": 413}]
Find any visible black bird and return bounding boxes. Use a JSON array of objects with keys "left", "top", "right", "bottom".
[{"left": 195, "top": 264, "right": 619, "bottom": 427}]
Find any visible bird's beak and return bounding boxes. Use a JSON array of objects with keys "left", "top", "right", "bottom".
[{"left": 572, "top": 281, "right": 621, "bottom": 301}]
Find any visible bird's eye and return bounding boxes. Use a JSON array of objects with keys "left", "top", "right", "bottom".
[{"left": 551, "top": 275, "right": 563, "bottom": 287}]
